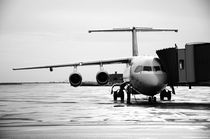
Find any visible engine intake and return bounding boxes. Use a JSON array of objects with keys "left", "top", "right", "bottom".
[
  {"left": 69, "top": 72, "right": 82, "bottom": 87},
  {"left": 96, "top": 71, "right": 109, "bottom": 85}
]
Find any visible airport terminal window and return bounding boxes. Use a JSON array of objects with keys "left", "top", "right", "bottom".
[
  {"left": 153, "top": 66, "right": 161, "bottom": 71},
  {"left": 134, "top": 66, "right": 143, "bottom": 73},
  {"left": 143, "top": 66, "right": 152, "bottom": 71},
  {"left": 179, "top": 60, "right": 184, "bottom": 70}
]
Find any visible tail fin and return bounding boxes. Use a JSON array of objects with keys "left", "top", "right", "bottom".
[{"left": 132, "top": 27, "right": 138, "bottom": 56}]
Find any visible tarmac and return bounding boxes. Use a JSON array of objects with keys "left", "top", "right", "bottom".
[
  {"left": 1, "top": 124, "right": 209, "bottom": 139},
  {"left": 0, "top": 84, "right": 210, "bottom": 138}
]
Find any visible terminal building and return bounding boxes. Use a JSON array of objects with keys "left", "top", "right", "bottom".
[{"left": 156, "top": 42, "right": 210, "bottom": 86}]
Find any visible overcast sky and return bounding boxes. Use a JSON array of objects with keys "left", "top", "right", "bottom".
[{"left": 0, "top": 0, "right": 209, "bottom": 82}]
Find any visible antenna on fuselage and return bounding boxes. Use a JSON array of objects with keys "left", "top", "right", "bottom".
[{"left": 88, "top": 27, "right": 178, "bottom": 56}]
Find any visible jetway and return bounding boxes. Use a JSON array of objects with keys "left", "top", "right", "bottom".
[{"left": 156, "top": 42, "right": 210, "bottom": 86}]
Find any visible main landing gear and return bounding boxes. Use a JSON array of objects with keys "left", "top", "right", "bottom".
[
  {"left": 113, "top": 89, "right": 124, "bottom": 102},
  {"left": 111, "top": 82, "right": 130, "bottom": 104},
  {"left": 160, "top": 89, "right": 172, "bottom": 101},
  {"left": 160, "top": 86, "right": 175, "bottom": 101}
]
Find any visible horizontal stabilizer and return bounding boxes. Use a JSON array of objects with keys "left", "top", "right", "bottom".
[{"left": 89, "top": 27, "right": 178, "bottom": 33}]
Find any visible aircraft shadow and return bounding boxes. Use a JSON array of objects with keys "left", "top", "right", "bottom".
[{"left": 128, "top": 101, "right": 210, "bottom": 110}]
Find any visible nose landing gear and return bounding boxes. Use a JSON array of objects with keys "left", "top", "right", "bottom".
[{"left": 148, "top": 96, "right": 157, "bottom": 103}]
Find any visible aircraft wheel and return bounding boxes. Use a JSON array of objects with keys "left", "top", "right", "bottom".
[
  {"left": 160, "top": 90, "right": 166, "bottom": 101},
  {"left": 113, "top": 91, "right": 118, "bottom": 101},
  {"left": 120, "top": 92, "right": 124, "bottom": 102},
  {"left": 167, "top": 91, "right": 171, "bottom": 101},
  {"left": 126, "top": 86, "right": 132, "bottom": 104},
  {"left": 153, "top": 97, "right": 157, "bottom": 102},
  {"left": 148, "top": 97, "right": 152, "bottom": 102},
  {"left": 160, "top": 89, "right": 172, "bottom": 101},
  {"left": 160, "top": 92, "right": 164, "bottom": 101}
]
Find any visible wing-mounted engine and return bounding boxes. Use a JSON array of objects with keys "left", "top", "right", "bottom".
[
  {"left": 69, "top": 72, "right": 82, "bottom": 87},
  {"left": 96, "top": 71, "right": 109, "bottom": 85}
]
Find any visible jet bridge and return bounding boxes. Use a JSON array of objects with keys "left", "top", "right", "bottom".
[{"left": 156, "top": 42, "right": 210, "bottom": 86}]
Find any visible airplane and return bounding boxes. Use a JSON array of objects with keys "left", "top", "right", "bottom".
[{"left": 13, "top": 27, "right": 178, "bottom": 104}]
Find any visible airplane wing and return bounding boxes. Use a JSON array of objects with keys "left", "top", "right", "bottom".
[{"left": 13, "top": 58, "right": 131, "bottom": 71}]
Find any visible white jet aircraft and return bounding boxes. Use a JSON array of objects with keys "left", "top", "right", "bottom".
[{"left": 13, "top": 27, "right": 178, "bottom": 104}]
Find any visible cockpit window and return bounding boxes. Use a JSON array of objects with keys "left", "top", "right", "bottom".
[
  {"left": 143, "top": 66, "right": 152, "bottom": 71},
  {"left": 153, "top": 66, "right": 161, "bottom": 71},
  {"left": 136, "top": 65, "right": 162, "bottom": 72},
  {"left": 134, "top": 66, "right": 143, "bottom": 73}
]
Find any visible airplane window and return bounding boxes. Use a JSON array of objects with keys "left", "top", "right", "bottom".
[
  {"left": 153, "top": 66, "right": 161, "bottom": 71},
  {"left": 134, "top": 66, "right": 143, "bottom": 73},
  {"left": 143, "top": 66, "right": 152, "bottom": 71}
]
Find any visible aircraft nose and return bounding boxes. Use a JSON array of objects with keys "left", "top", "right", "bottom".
[
  {"left": 143, "top": 73, "right": 167, "bottom": 88},
  {"left": 149, "top": 77, "right": 160, "bottom": 87}
]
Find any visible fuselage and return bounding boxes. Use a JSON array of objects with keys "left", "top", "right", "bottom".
[{"left": 124, "top": 56, "right": 167, "bottom": 96}]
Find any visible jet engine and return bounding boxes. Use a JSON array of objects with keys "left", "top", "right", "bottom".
[
  {"left": 96, "top": 71, "right": 109, "bottom": 85},
  {"left": 69, "top": 72, "right": 82, "bottom": 87}
]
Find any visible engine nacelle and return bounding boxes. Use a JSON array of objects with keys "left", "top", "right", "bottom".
[
  {"left": 96, "top": 71, "right": 109, "bottom": 85},
  {"left": 69, "top": 72, "right": 82, "bottom": 87}
]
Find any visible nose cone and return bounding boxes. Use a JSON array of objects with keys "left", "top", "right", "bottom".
[
  {"left": 143, "top": 73, "right": 166, "bottom": 86},
  {"left": 132, "top": 73, "right": 167, "bottom": 96},
  {"left": 146, "top": 76, "right": 160, "bottom": 87}
]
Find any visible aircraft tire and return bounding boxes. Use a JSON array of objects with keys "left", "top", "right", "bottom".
[
  {"left": 160, "top": 92, "right": 165, "bottom": 101},
  {"left": 160, "top": 89, "right": 169, "bottom": 101},
  {"left": 148, "top": 97, "right": 152, "bottom": 102},
  {"left": 113, "top": 91, "right": 118, "bottom": 101},
  {"left": 167, "top": 92, "right": 171, "bottom": 101},
  {"left": 153, "top": 97, "right": 156, "bottom": 102},
  {"left": 126, "top": 86, "right": 131, "bottom": 104},
  {"left": 120, "top": 93, "right": 124, "bottom": 102}
]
